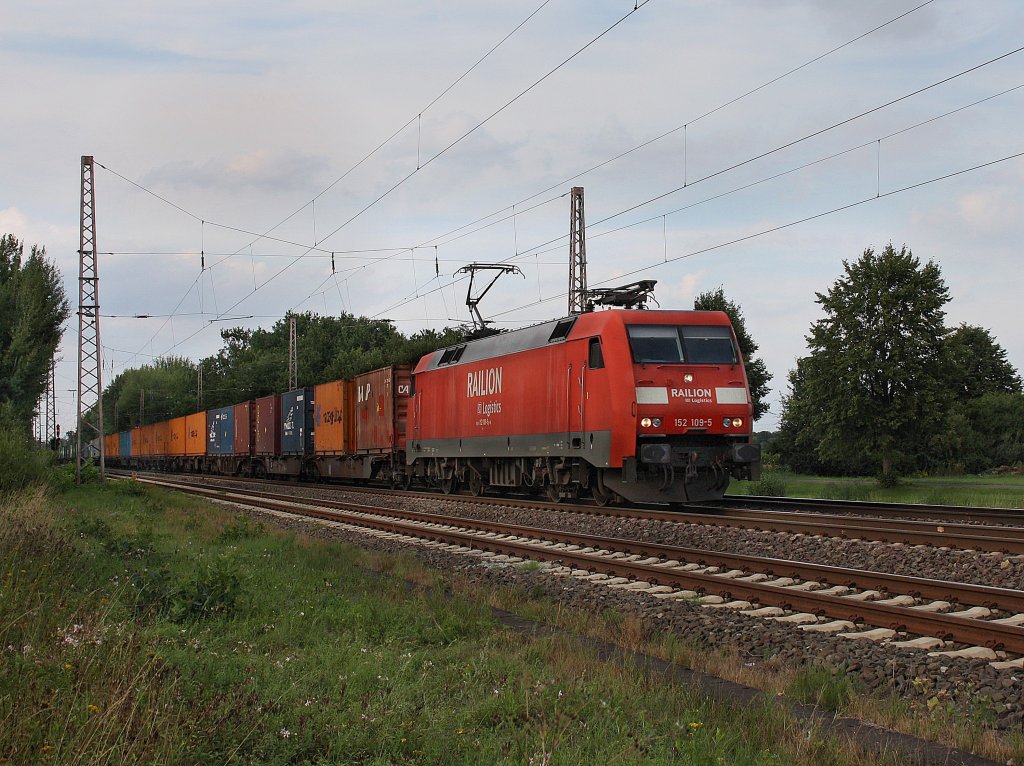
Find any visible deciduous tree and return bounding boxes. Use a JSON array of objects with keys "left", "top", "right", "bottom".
[
  {"left": 0, "top": 234, "right": 70, "bottom": 431},
  {"left": 782, "top": 244, "right": 950, "bottom": 479},
  {"left": 944, "top": 323, "right": 1021, "bottom": 399}
]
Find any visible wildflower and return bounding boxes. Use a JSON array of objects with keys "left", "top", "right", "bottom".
[
  {"left": 689, "top": 722, "right": 703, "bottom": 732},
  {"left": 64, "top": 663, "right": 73, "bottom": 670},
  {"left": 279, "top": 728, "right": 291, "bottom": 738},
  {"left": 40, "top": 744, "right": 53, "bottom": 753},
  {"left": 457, "top": 728, "right": 465, "bottom": 735},
  {"left": 401, "top": 738, "right": 407, "bottom": 744}
]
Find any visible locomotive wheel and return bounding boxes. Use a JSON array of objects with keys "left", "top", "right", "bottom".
[
  {"left": 468, "top": 470, "right": 485, "bottom": 497},
  {"left": 544, "top": 483, "right": 562, "bottom": 503},
  {"left": 441, "top": 474, "right": 459, "bottom": 495},
  {"left": 591, "top": 483, "right": 613, "bottom": 507}
]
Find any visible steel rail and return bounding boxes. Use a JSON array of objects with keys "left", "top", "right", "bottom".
[
  {"left": 117, "top": 469, "right": 1024, "bottom": 552},
  {"left": 724, "top": 494, "right": 1024, "bottom": 524},
  {"left": 134, "top": 475, "right": 1024, "bottom": 653}
]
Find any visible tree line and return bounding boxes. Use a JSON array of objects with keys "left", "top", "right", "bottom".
[{"left": 97, "top": 314, "right": 464, "bottom": 434}]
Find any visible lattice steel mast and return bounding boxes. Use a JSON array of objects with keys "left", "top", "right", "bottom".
[
  {"left": 288, "top": 316, "right": 298, "bottom": 390},
  {"left": 567, "top": 186, "right": 587, "bottom": 315},
  {"left": 44, "top": 361, "right": 56, "bottom": 448},
  {"left": 76, "top": 155, "right": 105, "bottom": 482}
]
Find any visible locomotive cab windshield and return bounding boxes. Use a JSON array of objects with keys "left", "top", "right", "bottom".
[{"left": 626, "top": 324, "right": 737, "bottom": 365}]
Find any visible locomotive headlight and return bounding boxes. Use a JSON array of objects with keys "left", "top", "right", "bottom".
[
  {"left": 641, "top": 417, "right": 653, "bottom": 427},
  {"left": 652, "top": 418, "right": 662, "bottom": 427},
  {"left": 722, "top": 417, "right": 733, "bottom": 428},
  {"left": 683, "top": 373, "right": 694, "bottom": 383},
  {"left": 732, "top": 418, "right": 743, "bottom": 429}
]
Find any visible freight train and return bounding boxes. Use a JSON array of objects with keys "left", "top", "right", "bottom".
[{"left": 104, "top": 308, "right": 761, "bottom": 503}]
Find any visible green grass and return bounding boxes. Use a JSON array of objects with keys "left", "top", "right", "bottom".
[
  {"left": 730, "top": 471, "right": 1024, "bottom": 508},
  {"left": 0, "top": 480, "right": 909, "bottom": 766},
  {"left": 786, "top": 666, "right": 855, "bottom": 710}
]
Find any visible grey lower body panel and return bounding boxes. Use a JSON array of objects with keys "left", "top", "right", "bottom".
[{"left": 408, "top": 430, "right": 613, "bottom": 467}]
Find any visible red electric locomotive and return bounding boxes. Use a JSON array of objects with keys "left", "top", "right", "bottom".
[{"left": 407, "top": 309, "right": 761, "bottom": 504}]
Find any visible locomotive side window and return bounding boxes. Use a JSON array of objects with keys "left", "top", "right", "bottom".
[
  {"left": 627, "top": 325, "right": 684, "bottom": 363},
  {"left": 681, "top": 326, "right": 737, "bottom": 364},
  {"left": 627, "top": 325, "right": 737, "bottom": 364},
  {"left": 588, "top": 337, "right": 605, "bottom": 369}
]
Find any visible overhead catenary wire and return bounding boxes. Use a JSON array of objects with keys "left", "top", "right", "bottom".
[
  {"left": 503, "top": 82, "right": 1024, "bottom": 264},
  {"left": 157, "top": 66, "right": 1024, "bottom": 345},
  {"left": 98, "top": 0, "right": 931, "bottom": 346},
  {"left": 99, "top": 3, "right": 1011, "bottom": 368},
  {"left": 107, "top": 0, "right": 558, "bottom": 363},
  {"left": 367, "top": 81, "right": 1024, "bottom": 318},
  {"left": 227, "top": 1, "right": 656, "bottom": 322},
  {"left": 374, "top": 150, "right": 1024, "bottom": 324},
  {"left": 412, "top": 0, "right": 939, "bottom": 249}
]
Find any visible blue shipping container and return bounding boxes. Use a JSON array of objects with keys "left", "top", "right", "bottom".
[
  {"left": 206, "top": 406, "right": 235, "bottom": 455},
  {"left": 119, "top": 430, "right": 131, "bottom": 458},
  {"left": 281, "top": 387, "right": 314, "bottom": 455}
]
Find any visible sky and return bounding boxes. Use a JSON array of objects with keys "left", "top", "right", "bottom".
[{"left": 2, "top": 0, "right": 1022, "bottom": 436}]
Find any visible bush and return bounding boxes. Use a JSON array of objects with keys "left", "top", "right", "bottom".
[
  {"left": 750, "top": 474, "right": 786, "bottom": 497},
  {"left": 876, "top": 472, "right": 902, "bottom": 489},
  {"left": 0, "top": 422, "right": 50, "bottom": 492}
]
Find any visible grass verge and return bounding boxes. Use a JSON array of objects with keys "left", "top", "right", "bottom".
[
  {"left": 0, "top": 480, "right": 920, "bottom": 766},
  {"left": 730, "top": 471, "right": 1024, "bottom": 508}
]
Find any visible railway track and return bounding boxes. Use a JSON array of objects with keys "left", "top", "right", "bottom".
[
  {"left": 127, "top": 473, "right": 1024, "bottom": 661},
  {"left": 725, "top": 494, "right": 1024, "bottom": 525},
  {"left": 114, "top": 470, "right": 1024, "bottom": 555}
]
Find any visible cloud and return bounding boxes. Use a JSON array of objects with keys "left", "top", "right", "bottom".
[
  {"left": 144, "top": 150, "right": 330, "bottom": 194},
  {"left": 0, "top": 33, "right": 263, "bottom": 74}
]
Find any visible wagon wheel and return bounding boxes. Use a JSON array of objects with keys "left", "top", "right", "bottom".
[
  {"left": 544, "top": 482, "right": 562, "bottom": 504},
  {"left": 441, "top": 474, "right": 459, "bottom": 495},
  {"left": 468, "top": 470, "right": 485, "bottom": 497}
]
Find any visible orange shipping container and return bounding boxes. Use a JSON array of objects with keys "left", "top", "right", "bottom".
[
  {"left": 104, "top": 433, "right": 119, "bottom": 459},
  {"left": 185, "top": 412, "right": 206, "bottom": 456},
  {"left": 168, "top": 416, "right": 187, "bottom": 457},
  {"left": 139, "top": 424, "right": 153, "bottom": 457},
  {"left": 313, "top": 379, "right": 352, "bottom": 455},
  {"left": 151, "top": 420, "right": 167, "bottom": 457}
]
